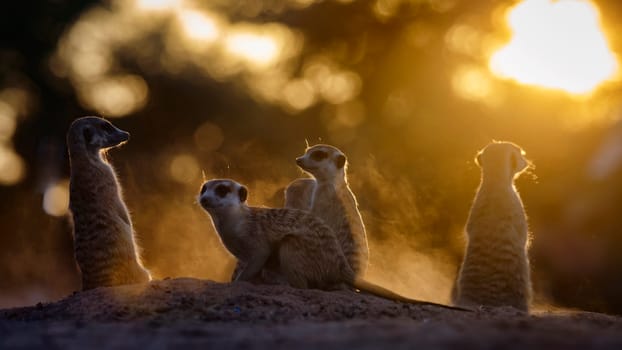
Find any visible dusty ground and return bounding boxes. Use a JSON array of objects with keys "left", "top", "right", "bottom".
[{"left": 1, "top": 278, "right": 622, "bottom": 349}]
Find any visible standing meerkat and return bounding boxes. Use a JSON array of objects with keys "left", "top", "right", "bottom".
[
  {"left": 199, "top": 179, "right": 466, "bottom": 310},
  {"left": 454, "top": 141, "right": 532, "bottom": 311},
  {"left": 67, "top": 116, "right": 151, "bottom": 290},
  {"left": 291, "top": 144, "right": 369, "bottom": 276}
]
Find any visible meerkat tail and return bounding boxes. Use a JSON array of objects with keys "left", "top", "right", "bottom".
[{"left": 352, "top": 278, "right": 472, "bottom": 311}]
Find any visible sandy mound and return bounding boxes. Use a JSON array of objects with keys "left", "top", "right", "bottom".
[{"left": 2, "top": 278, "right": 622, "bottom": 349}]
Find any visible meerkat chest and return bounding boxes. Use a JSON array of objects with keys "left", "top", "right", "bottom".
[
  {"left": 312, "top": 183, "right": 345, "bottom": 222},
  {"left": 214, "top": 218, "right": 256, "bottom": 260}
]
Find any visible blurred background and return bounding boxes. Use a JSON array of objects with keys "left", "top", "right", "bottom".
[{"left": 1, "top": 0, "right": 622, "bottom": 313}]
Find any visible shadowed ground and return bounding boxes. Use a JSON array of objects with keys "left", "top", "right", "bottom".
[{"left": 1, "top": 278, "right": 622, "bottom": 349}]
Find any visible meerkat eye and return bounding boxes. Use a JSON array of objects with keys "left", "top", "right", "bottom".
[
  {"left": 310, "top": 150, "right": 328, "bottom": 161},
  {"left": 215, "top": 184, "right": 231, "bottom": 198},
  {"left": 83, "top": 127, "right": 93, "bottom": 144},
  {"left": 335, "top": 154, "right": 346, "bottom": 169}
]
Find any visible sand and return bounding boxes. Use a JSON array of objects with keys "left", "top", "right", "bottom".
[{"left": 2, "top": 278, "right": 622, "bottom": 349}]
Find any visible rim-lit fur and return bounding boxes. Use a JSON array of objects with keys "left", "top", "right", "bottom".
[
  {"left": 67, "top": 116, "right": 151, "bottom": 290},
  {"left": 292, "top": 144, "right": 369, "bottom": 276},
  {"left": 455, "top": 141, "right": 532, "bottom": 312}
]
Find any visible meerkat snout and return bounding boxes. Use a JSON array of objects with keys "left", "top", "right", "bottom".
[{"left": 69, "top": 117, "right": 131, "bottom": 159}]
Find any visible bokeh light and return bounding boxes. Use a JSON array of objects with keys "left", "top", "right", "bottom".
[
  {"left": 451, "top": 65, "right": 495, "bottom": 104},
  {"left": 0, "top": 101, "right": 17, "bottom": 142},
  {"left": 490, "top": 0, "right": 618, "bottom": 94},
  {"left": 0, "top": 145, "right": 25, "bottom": 185},
  {"left": 177, "top": 8, "right": 221, "bottom": 43},
  {"left": 79, "top": 75, "right": 149, "bottom": 118},
  {"left": 169, "top": 153, "right": 200, "bottom": 184},
  {"left": 193, "top": 122, "right": 224, "bottom": 152},
  {"left": 225, "top": 32, "right": 279, "bottom": 66},
  {"left": 43, "top": 180, "right": 70, "bottom": 217},
  {"left": 135, "top": 0, "right": 181, "bottom": 12},
  {"left": 283, "top": 79, "right": 316, "bottom": 111},
  {"left": 0, "top": 90, "right": 26, "bottom": 186}
]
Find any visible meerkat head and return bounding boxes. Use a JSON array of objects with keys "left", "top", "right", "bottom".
[
  {"left": 296, "top": 144, "right": 347, "bottom": 182},
  {"left": 476, "top": 141, "right": 531, "bottom": 182},
  {"left": 67, "top": 116, "right": 130, "bottom": 155},
  {"left": 198, "top": 179, "right": 248, "bottom": 213}
]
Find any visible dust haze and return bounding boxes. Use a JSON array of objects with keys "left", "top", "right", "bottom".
[{"left": 126, "top": 146, "right": 469, "bottom": 305}]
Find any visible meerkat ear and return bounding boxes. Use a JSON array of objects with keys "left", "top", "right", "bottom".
[
  {"left": 335, "top": 154, "right": 346, "bottom": 169},
  {"left": 83, "top": 127, "right": 93, "bottom": 145},
  {"left": 238, "top": 186, "right": 248, "bottom": 202}
]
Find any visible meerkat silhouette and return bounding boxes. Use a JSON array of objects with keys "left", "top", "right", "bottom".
[
  {"left": 287, "top": 144, "right": 369, "bottom": 276},
  {"left": 67, "top": 116, "right": 151, "bottom": 290},
  {"left": 199, "top": 179, "right": 467, "bottom": 311},
  {"left": 454, "top": 141, "right": 532, "bottom": 311}
]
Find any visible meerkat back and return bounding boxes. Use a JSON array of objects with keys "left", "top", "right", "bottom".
[
  {"left": 455, "top": 141, "right": 532, "bottom": 311},
  {"left": 67, "top": 116, "right": 151, "bottom": 290}
]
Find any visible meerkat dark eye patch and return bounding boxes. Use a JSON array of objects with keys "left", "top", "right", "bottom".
[
  {"left": 335, "top": 154, "right": 346, "bottom": 169},
  {"left": 310, "top": 150, "right": 328, "bottom": 161},
  {"left": 238, "top": 186, "right": 248, "bottom": 202},
  {"left": 83, "top": 128, "right": 93, "bottom": 144},
  {"left": 100, "top": 123, "right": 115, "bottom": 133},
  {"left": 215, "top": 184, "right": 231, "bottom": 198}
]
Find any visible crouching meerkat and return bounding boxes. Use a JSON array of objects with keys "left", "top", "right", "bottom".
[
  {"left": 290, "top": 144, "right": 369, "bottom": 276},
  {"left": 67, "top": 116, "right": 151, "bottom": 290},
  {"left": 199, "top": 179, "right": 466, "bottom": 311},
  {"left": 454, "top": 141, "right": 533, "bottom": 311}
]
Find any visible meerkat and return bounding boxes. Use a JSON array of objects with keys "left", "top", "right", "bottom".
[
  {"left": 454, "top": 141, "right": 533, "bottom": 311},
  {"left": 284, "top": 178, "right": 315, "bottom": 210},
  {"left": 199, "top": 179, "right": 466, "bottom": 311},
  {"left": 67, "top": 116, "right": 151, "bottom": 290},
  {"left": 291, "top": 144, "right": 369, "bottom": 276}
]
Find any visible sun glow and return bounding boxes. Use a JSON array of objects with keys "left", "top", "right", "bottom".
[
  {"left": 225, "top": 31, "right": 280, "bottom": 68},
  {"left": 177, "top": 9, "right": 220, "bottom": 43},
  {"left": 490, "top": 0, "right": 618, "bottom": 95}
]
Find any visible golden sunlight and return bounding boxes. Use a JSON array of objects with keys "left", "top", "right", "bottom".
[
  {"left": 43, "top": 180, "right": 70, "bottom": 217},
  {"left": 0, "top": 101, "right": 17, "bottom": 142},
  {"left": 177, "top": 9, "right": 220, "bottom": 43},
  {"left": 0, "top": 145, "right": 25, "bottom": 185},
  {"left": 81, "top": 75, "right": 148, "bottom": 117},
  {"left": 489, "top": 0, "right": 618, "bottom": 94},
  {"left": 225, "top": 30, "right": 280, "bottom": 68},
  {"left": 169, "top": 154, "right": 200, "bottom": 184},
  {"left": 134, "top": 0, "right": 181, "bottom": 11}
]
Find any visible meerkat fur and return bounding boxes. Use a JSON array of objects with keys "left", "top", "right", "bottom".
[
  {"left": 291, "top": 144, "right": 369, "bottom": 276},
  {"left": 199, "top": 179, "right": 467, "bottom": 311},
  {"left": 454, "top": 141, "right": 533, "bottom": 311},
  {"left": 67, "top": 116, "right": 151, "bottom": 290},
  {"left": 284, "top": 177, "right": 316, "bottom": 211}
]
